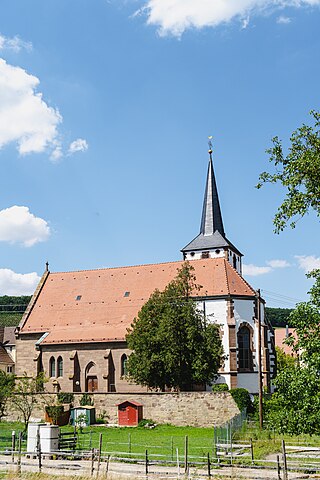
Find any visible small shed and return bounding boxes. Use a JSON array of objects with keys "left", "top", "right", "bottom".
[
  {"left": 117, "top": 400, "right": 143, "bottom": 426},
  {"left": 70, "top": 406, "right": 96, "bottom": 426}
]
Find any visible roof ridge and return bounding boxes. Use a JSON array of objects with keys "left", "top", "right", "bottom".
[
  {"left": 224, "top": 260, "right": 256, "bottom": 295},
  {"left": 48, "top": 257, "right": 226, "bottom": 275},
  {"left": 223, "top": 258, "right": 230, "bottom": 293}
]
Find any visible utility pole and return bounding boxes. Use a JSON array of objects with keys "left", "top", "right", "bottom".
[{"left": 257, "top": 288, "right": 263, "bottom": 429}]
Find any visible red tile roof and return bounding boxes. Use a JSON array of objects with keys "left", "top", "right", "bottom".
[{"left": 20, "top": 259, "right": 256, "bottom": 344}]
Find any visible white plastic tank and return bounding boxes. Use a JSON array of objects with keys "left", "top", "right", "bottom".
[
  {"left": 27, "top": 423, "right": 46, "bottom": 453},
  {"left": 39, "top": 425, "right": 59, "bottom": 453}
]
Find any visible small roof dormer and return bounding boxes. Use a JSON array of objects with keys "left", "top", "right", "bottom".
[{"left": 181, "top": 141, "right": 243, "bottom": 273}]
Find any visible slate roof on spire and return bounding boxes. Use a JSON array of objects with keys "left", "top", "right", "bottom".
[
  {"left": 181, "top": 152, "right": 242, "bottom": 256},
  {"left": 200, "top": 153, "right": 225, "bottom": 237}
]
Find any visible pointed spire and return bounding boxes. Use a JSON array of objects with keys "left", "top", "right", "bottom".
[{"left": 200, "top": 139, "right": 225, "bottom": 237}]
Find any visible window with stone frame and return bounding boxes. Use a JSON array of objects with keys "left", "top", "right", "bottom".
[
  {"left": 237, "top": 325, "right": 253, "bottom": 371},
  {"left": 57, "top": 356, "right": 63, "bottom": 377},
  {"left": 121, "top": 354, "right": 128, "bottom": 377},
  {"left": 49, "top": 356, "right": 56, "bottom": 377}
]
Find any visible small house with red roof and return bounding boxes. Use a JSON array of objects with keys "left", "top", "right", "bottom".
[{"left": 15, "top": 146, "right": 276, "bottom": 394}]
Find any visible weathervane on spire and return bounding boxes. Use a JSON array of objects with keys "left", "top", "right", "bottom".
[{"left": 208, "top": 135, "right": 213, "bottom": 158}]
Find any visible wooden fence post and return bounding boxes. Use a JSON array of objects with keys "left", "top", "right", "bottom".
[
  {"left": 17, "top": 432, "right": 22, "bottom": 475},
  {"left": 250, "top": 438, "right": 254, "bottom": 464},
  {"left": 282, "top": 440, "right": 288, "bottom": 480},
  {"left": 184, "top": 435, "right": 188, "bottom": 474},
  {"left": 11, "top": 430, "right": 16, "bottom": 463},
  {"left": 90, "top": 448, "right": 95, "bottom": 476},
  {"left": 145, "top": 449, "right": 148, "bottom": 477},
  {"left": 277, "top": 454, "right": 281, "bottom": 480},
  {"left": 97, "top": 433, "right": 102, "bottom": 476},
  {"left": 37, "top": 429, "right": 42, "bottom": 473},
  {"left": 105, "top": 454, "right": 110, "bottom": 478}
]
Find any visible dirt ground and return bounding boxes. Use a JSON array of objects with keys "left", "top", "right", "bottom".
[{"left": 1, "top": 453, "right": 319, "bottom": 479}]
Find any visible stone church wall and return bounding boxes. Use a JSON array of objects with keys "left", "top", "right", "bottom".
[{"left": 7, "top": 392, "right": 239, "bottom": 427}]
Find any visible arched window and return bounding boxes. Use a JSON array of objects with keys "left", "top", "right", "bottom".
[
  {"left": 237, "top": 326, "right": 253, "bottom": 371},
  {"left": 121, "top": 354, "right": 128, "bottom": 377},
  {"left": 49, "top": 356, "right": 56, "bottom": 377},
  {"left": 57, "top": 356, "right": 63, "bottom": 377}
]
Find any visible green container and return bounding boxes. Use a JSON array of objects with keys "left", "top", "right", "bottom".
[{"left": 70, "top": 406, "right": 96, "bottom": 426}]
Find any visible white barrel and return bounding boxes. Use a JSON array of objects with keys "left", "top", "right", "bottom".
[
  {"left": 39, "top": 425, "right": 59, "bottom": 453},
  {"left": 27, "top": 423, "right": 46, "bottom": 453}
]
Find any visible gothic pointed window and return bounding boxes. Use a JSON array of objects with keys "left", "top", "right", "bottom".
[
  {"left": 49, "top": 356, "right": 56, "bottom": 378},
  {"left": 237, "top": 326, "right": 253, "bottom": 371},
  {"left": 121, "top": 354, "right": 128, "bottom": 377},
  {"left": 57, "top": 356, "right": 63, "bottom": 377}
]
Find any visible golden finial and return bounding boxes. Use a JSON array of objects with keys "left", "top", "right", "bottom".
[{"left": 208, "top": 135, "right": 213, "bottom": 155}]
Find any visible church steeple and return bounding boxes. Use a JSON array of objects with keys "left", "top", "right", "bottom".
[
  {"left": 200, "top": 144, "right": 225, "bottom": 237},
  {"left": 181, "top": 140, "right": 243, "bottom": 273}
]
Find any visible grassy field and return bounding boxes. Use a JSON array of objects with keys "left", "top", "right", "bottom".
[{"left": 2, "top": 420, "right": 320, "bottom": 465}]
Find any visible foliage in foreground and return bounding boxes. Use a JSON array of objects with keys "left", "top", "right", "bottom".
[
  {"left": 0, "top": 371, "right": 15, "bottom": 420},
  {"left": 257, "top": 109, "right": 320, "bottom": 233},
  {"left": 126, "top": 262, "right": 223, "bottom": 391},
  {"left": 265, "top": 271, "right": 320, "bottom": 435}
]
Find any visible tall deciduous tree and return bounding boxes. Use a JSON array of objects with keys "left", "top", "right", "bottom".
[
  {"left": 126, "top": 263, "right": 223, "bottom": 391},
  {"left": 257, "top": 110, "right": 320, "bottom": 233}
]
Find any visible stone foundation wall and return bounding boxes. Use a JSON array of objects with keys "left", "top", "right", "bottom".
[{"left": 7, "top": 392, "right": 239, "bottom": 427}]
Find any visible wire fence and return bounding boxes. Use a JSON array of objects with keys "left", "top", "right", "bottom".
[{"left": 2, "top": 414, "right": 320, "bottom": 479}]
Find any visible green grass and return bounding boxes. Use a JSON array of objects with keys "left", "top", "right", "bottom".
[
  {"left": 62, "top": 423, "right": 218, "bottom": 462},
  {"left": 2, "top": 420, "right": 320, "bottom": 467}
]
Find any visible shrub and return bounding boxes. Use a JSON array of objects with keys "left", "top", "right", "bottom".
[
  {"left": 138, "top": 418, "right": 156, "bottom": 428},
  {"left": 96, "top": 409, "right": 109, "bottom": 424},
  {"left": 57, "top": 392, "right": 74, "bottom": 404},
  {"left": 211, "top": 383, "right": 229, "bottom": 392},
  {"left": 230, "top": 388, "right": 251, "bottom": 412},
  {"left": 45, "top": 405, "right": 64, "bottom": 425},
  {"left": 79, "top": 393, "right": 93, "bottom": 406}
]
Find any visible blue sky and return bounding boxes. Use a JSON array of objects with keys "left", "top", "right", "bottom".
[{"left": 0, "top": 0, "right": 319, "bottom": 307}]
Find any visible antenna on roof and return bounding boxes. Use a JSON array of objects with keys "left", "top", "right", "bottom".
[{"left": 45, "top": 261, "right": 49, "bottom": 272}]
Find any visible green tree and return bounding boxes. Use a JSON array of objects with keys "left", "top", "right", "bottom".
[
  {"left": 286, "top": 269, "right": 320, "bottom": 370},
  {"left": 257, "top": 110, "right": 320, "bottom": 233},
  {"left": 265, "top": 307, "right": 293, "bottom": 328},
  {"left": 11, "top": 372, "right": 46, "bottom": 431},
  {"left": 275, "top": 346, "right": 296, "bottom": 373},
  {"left": 265, "top": 271, "right": 320, "bottom": 434},
  {"left": 126, "top": 262, "right": 223, "bottom": 391},
  {"left": 267, "top": 364, "right": 320, "bottom": 435},
  {"left": 0, "top": 370, "right": 15, "bottom": 420}
]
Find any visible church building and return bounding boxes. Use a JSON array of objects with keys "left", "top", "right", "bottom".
[{"left": 15, "top": 146, "right": 276, "bottom": 394}]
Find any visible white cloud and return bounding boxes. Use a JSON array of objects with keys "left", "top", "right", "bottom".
[
  {"left": 243, "top": 264, "right": 272, "bottom": 276},
  {"left": 0, "top": 58, "right": 62, "bottom": 156},
  {"left": 277, "top": 15, "right": 292, "bottom": 23},
  {"left": 136, "top": 0, "right": 320, "bottom": 36},
  {"left": 241, "top": 16, "right": 250, "bottom": 29},
  {"left": 68, "top": 138, "right": 88, "bottom": 154},
  {"left": 0, "top": 34, "right": 32, "bottom": 52},
  {"left": 0, "top": 268, "right": 40, "bottom": 295},
  {"left": 0, "top": 206, "right": 50, "bottom": 247},
  {"left": 295, "top": 255, "right": 320, "bottom": 273},
  {"left": 266, "top": 259, "right": 291, "bottom": 268}
]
